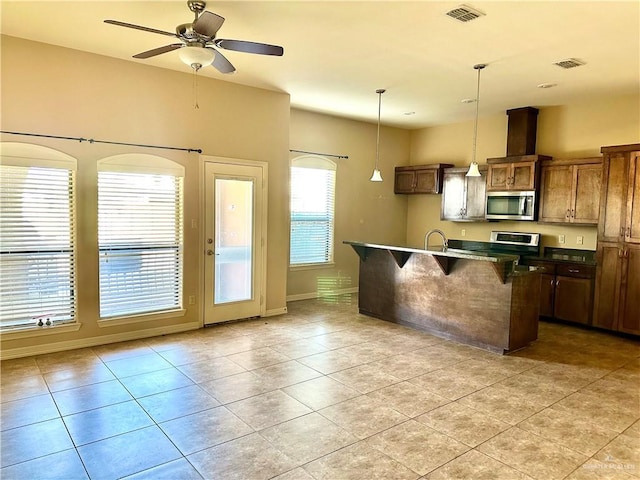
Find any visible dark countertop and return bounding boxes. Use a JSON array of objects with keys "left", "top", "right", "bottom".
[
  {"left": 343, "top": 241, "right": 520, "bottom": 263},
  {"left": 524, "top": 247, "right": 597, "bottom": 266}
]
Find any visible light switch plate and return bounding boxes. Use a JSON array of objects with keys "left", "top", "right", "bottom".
[{"left": 559, "top": 234, "right": 565, "bottom": 244}]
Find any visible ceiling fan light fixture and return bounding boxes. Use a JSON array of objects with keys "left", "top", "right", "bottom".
[{"left": 178, "top": 45, "right": 215, "bottom": 70}]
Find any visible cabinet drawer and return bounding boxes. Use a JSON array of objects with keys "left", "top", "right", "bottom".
[
  {"left": 528, "top": 261, "right": 556, "bottom": 274},
  {"left": 556, "top": 263, "right": 595, "bottom": 278}
]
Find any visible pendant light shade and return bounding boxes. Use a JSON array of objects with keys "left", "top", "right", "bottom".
[
  {"left": 466, "top": 64, "right": 486, "bottom": 177},
  {"left": 371, "top": 88, "right": 386, "bottom": 182}
]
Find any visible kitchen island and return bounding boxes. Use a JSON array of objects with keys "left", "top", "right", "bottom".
[{"left": 345, "top": 241, "right": 541, "bottom": 354}]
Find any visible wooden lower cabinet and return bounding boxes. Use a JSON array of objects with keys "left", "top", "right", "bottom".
[
  {"left": 595, "top": 243, "right": 640, "bottom": 334},
  {"left": 530, "top": 261, "right": 595, "bottom": 325}
]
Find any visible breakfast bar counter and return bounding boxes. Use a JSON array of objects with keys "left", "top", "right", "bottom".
[{"left": 344, "top": 241, "right": 541, "bottom": 354}]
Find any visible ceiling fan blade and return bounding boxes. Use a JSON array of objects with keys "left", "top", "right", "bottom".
[
  {"left": 210, "top": 48, "right": 236, "bottom": 74},
  {"left": 214, "top": 39, "right": 284, "bottom": 56},
  {"left": 104, "top": 20, "right": 177, "bottom": 38},
  {"left": 193, "top": 11, "right": 225, "bottom": 38},
  {"left": 133, "top": 44, "right": 183, "bottom": 59}
]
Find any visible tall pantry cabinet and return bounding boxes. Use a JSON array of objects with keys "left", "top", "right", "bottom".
[{"left": 593, "top": 143, "right": 640, "bottom": 334}]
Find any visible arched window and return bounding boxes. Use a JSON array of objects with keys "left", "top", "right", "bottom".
[
  {"left": 0, "top": 143, "right": 77, "bottom": 331},
  {"left": 290, "top": 155, "right": 336, "bottom": 266},
  {"left": 97, "top": 154, "right": 184, "bottom": 319}
]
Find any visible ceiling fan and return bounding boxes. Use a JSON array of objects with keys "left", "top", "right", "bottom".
[{"left": 104, "top": 0, "right": 284, "bottom": 74}]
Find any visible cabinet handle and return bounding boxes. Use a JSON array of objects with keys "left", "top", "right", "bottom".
[
  {"left": 571, "top": 209, "right": 575, "bottom": 218},
  {"left": 620, "top": 227, "right": 625, "bottom": 237},
  {"left": 555, "top": 279, "right": 559, "bottom": 286},
  {"left": 624, "top": 248, "right": 629, "bottom": 258},
  {"left": 619, "top": 249, "right": 624, "bottom": 258},
  {"left": 568, "top": 269, "right": 579, "bottom": 273},
  {"left": 626, "top": 227, "right": 631, "bottom": 238}
]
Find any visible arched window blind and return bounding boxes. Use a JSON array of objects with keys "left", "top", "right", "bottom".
[
  {"left": 98, "top": 154, "right": 184, "bottom": 319},
  {"left": 0, "top": 143, "right": 77, "bottom": 331},
  {"left": 290, "top": 156, "right": 336, "bottom": 265}
]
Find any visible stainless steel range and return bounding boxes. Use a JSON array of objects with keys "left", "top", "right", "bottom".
[{"left": 448, "top": 230, "right": 541, "bottom": 263}]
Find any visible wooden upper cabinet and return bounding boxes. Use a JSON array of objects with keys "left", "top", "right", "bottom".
[
  {"left": 538, "top": 158, "right": 602, "bottom": 225},
  {"left": 598, "top": 146, "right": 640, "bottom": 243},
  {"left": 394, "top": 164, "right": 453, "bottom": 194},
  {"left": 485, "top": 155, "right": 548, "bottom": 191},
  {"left": 625, "top": 152, "right": 640, "bottom": 244},
  {"left": 440, "top": 166, "right": 487, "bottom": 221}
]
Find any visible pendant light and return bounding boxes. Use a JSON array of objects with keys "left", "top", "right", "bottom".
[
  {"left": 466, "top": 64, "right": 487, "bottom": 177},
  {"left": 370, "top": 88, "right": 386, "bottom": 182}
]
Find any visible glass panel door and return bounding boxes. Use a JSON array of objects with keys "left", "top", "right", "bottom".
[
  {"left": 204, "top": 161, "right": 265, "bottom": 324},
  {"left": 214, "top": 177, "right": 253, "bottom": 304}
]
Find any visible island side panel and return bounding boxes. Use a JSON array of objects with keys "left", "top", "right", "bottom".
[
  {"left": 358, "top": 248, "right": 515, "bottom": 353},
  {"left": 508, "top": 273, "right": 541, "bottom": 350}
]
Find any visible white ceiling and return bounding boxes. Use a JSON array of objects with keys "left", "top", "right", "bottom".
[{"left": 1, "top": 1, "right": 639, "bottom": 129}]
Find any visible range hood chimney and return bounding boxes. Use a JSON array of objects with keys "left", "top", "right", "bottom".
[{"left": 506, "top": 107, "right": 538, "bottom": 156}]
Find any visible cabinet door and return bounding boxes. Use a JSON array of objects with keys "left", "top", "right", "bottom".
[
  {"left": 554, "top": 276, "right": 592, "bottom": 325},
  {"left": 619, "top": 244, "right": 640, "bottom": 334},
  {"left": 539, "top": 165, "right": 573, "bottom": 223},
  {"left": 624, "top": 152, "right": 640, "bottom": 244},
  {"left": 599, "top": 153, "right": 628, "bottom": 242},
  {"left": 441, "top": 172, "right": 465, "bottom": 220},
  {"left": 465, "top": 174, "right": 488, "bottom": 220},
  {"left": 572, "top": 163, "right": 602, "bottom": 224},
  {"left": 414, "top": 169, "right": 439, "bottom": 193},
  {"left": 593, "top": 243, "right": 623, "bottom": 330},
  {"left": 487, "top": 164, "right": 510, "bottom": 191},
  {"left": 394, "top": 170, "right": 416, "bottom": 194},
  {"left": 511, "top": 161, "right": 536, "bottom": 190},
  {"left": 539, "top": 273, "right": 555, "bottom": 317}
]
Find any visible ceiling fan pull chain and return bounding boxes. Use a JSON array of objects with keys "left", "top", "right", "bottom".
[{"left": 193, "top": 67, "right": 200, "bottom": 109}]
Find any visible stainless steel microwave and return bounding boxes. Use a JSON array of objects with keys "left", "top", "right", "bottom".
[{"left": 486, "top": 191, "right": 536, "bottom": 221}]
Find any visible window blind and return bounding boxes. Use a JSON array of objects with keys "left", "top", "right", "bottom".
[
  {"left": 98, "top": 171, "right": 184, "bottom": 318},
  {"left": 290, "top": 162, "right": 336, "bottom": 265},
  {"left": 0, "top": 165, "right": 76, "bottom": 330}
]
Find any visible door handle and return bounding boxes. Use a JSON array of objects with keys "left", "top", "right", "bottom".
[{"left": 207, "top": 250, "right": 214, "bottom": 256}]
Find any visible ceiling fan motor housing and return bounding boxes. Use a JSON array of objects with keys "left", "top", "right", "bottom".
[{"left": 176, "top": 23, "right": 201, "bottom": 40}]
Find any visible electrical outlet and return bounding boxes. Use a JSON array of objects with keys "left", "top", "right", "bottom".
[
  {"left": 461, "top": 229, "right": 466, "bottom": 237},
  {"left": 559, "top": 234, "right": 565, "bottom": 244},
  {"left": 188, "top": 295, "right": 196, "bottom": 305},
  {"left": 577, "top": 235, "right": 584, "bottom": 245}
]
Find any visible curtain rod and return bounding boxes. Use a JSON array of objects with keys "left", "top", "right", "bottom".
[
  {"left": 0, "top": 130, "right": 202, "bottom": 154},
  {"left": 290, "top": 149, "right": 348, "bottom": 159}
]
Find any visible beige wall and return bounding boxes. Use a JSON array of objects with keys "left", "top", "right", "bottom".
[
  {"left": 288, "top": 109, "right": 410, "bottom": 299},
  {"left": 1, "top": 36, "right": 290, "bottom": 358},
  {"left": 407, "top": 92, "right": 640, "bottom": 251}
]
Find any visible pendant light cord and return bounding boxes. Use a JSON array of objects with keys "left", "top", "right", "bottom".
[
  {"left": 375, "top": 89, "right": 385, "bottom": 170},
  {"left": 471, "top": 64, "right": 486, "bottom": 164}
]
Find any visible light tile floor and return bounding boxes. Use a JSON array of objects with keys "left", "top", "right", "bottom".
[{"left": 1, "top": 295, "right": 639, "bottom": 480}]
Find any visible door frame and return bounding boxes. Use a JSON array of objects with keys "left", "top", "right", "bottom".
[{"left": 199, "top": 155, "right": 268, "bottom": 326}]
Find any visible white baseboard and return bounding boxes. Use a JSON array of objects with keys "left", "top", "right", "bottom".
[
  {"left": 286, "top": 286, "right": 358, "bottom": 303},
  {"left": 0, "top": 321, "right": 201, "bottom": 360}
]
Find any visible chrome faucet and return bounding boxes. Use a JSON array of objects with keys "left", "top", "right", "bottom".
[{"left": 424, "top": 229, "right": 448, "bottom": 250}]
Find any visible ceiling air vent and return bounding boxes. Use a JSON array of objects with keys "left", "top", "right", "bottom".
[
  {"left": 554, "top": 58, "right": 586, "bottom": 69},
  {"left": 446, "top": 4, "right": 485, "bottom": 22}
]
